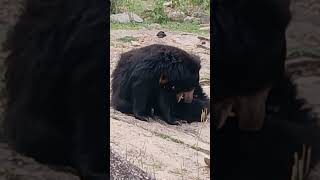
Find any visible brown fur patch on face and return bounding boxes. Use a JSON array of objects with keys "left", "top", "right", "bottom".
[
  {"left": 215, "top": 87, "right": 271, "bottom": 131},
  {"left": 176, "top": 89, "right": 194, "bottom": 103},
  {"left": 159, "top": 73, "right": 168, "bottom": 85},
  {"left": 214, "top": 98, "right": 235, "bottom": 129},
  {"left": 159, "top": 73, "right": 195, "bottom": 103},
  {"left": 234, "top": 87, "right": 271, "bottom": 131}
]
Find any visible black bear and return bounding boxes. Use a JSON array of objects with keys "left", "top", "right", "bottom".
[
  {"left": 212, "top": 0, "right": 320, "bottom": 179},
  {"left": 2, "top": 0, "right": 107, "bottom": 179},
  {"left": 111, "top": 44, "right": 209, "bottom": 125},
  {"left": 213, "top": 0, "right": 292, "bottom": 130},
  {"left": 213, "top": 76, "right": 320, "bottom": 180}
]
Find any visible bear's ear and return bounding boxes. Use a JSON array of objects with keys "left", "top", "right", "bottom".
[{"left": 159, "top": 73, "right": 169, "bottom": 85}]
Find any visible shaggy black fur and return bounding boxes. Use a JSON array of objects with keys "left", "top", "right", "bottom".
[
  {"left": 212, "top": 0, "right": 320, "bottom": 179},
  {"left": 173, "top": 84, "right": 210, "bottom": 122},
  {"left": 2, "top": 0, "right": 107, "bottom": 179},
  {"left": 111, "top": 44, "right": 209, "bottom": 125},
  {"left": 213, "top": 76, "right": 320, "bottom": 180},
  {"left": 213, "top": 0, "right": 292, "bottom": 99}
]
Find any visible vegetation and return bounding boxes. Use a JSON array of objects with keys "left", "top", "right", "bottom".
[
  {"left": 110, "top": 0, "right": 210, "bottom": 24},
  {"left": 111, "top": 0, "right": 146, "bottom": 15},
  {"left": 117, "top": 36, "right": 139, "bottom": 43},
  {"left": 111, "top": 21, "right": 209, "bottom": 36},
  {"left": 145, "top": 0, "right": 168, "bottom": 24},
  {"left": 172, "top": 0, "right": 210, "bottom": 14}
]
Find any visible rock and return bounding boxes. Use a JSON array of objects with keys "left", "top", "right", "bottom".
[
  {"left": 200, "top": 15, "right": 210, "bottom": 24},
  {"left": 110, "top": 12, "right": 143, "bottom": 23},
  {"left": 183, "top": 16, "right": 200, "bottom": 23},
  {"left": 110, "top": 149, "right": 154, "bottom": 179},
  {"left": 199, "top": 26, "right": 210, "bottom": 31},
  {"left": 156, "top": 31, "right": 166, "bottom": 38},
  {"left": 192, "top": 11, "right": 204, "bottom": 18},
  {"left": 191, "top": 11, "right": 210, "bottom": 24},
  {"left": 184, "top": 16, "right": 194, "bottom": 23},
  {"left": 167, "top": 10, "right": 185, "bottom": 22}
]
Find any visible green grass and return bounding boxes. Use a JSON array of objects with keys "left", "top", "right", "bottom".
[
  {"left": 111, "top": 22, "right": 148, "bottom": 30},
  {"left": 111, "top": 22, "right": 209, "bottom": 36},
  {"left": 117, "top": 36, "right": 139, "bottom": 43},
  {"left": 111, "top": 0, "right": 147, "bottom": 16},
  {"left": 162, "top": 22, "right": 209, "bottom": 35},
  {"left": 111, "top": 0, "right": 210, "bottom": 23}
]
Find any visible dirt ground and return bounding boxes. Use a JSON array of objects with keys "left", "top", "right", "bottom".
[{"left": 0, "top": 0, "right": 319, "bottom": 180}]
